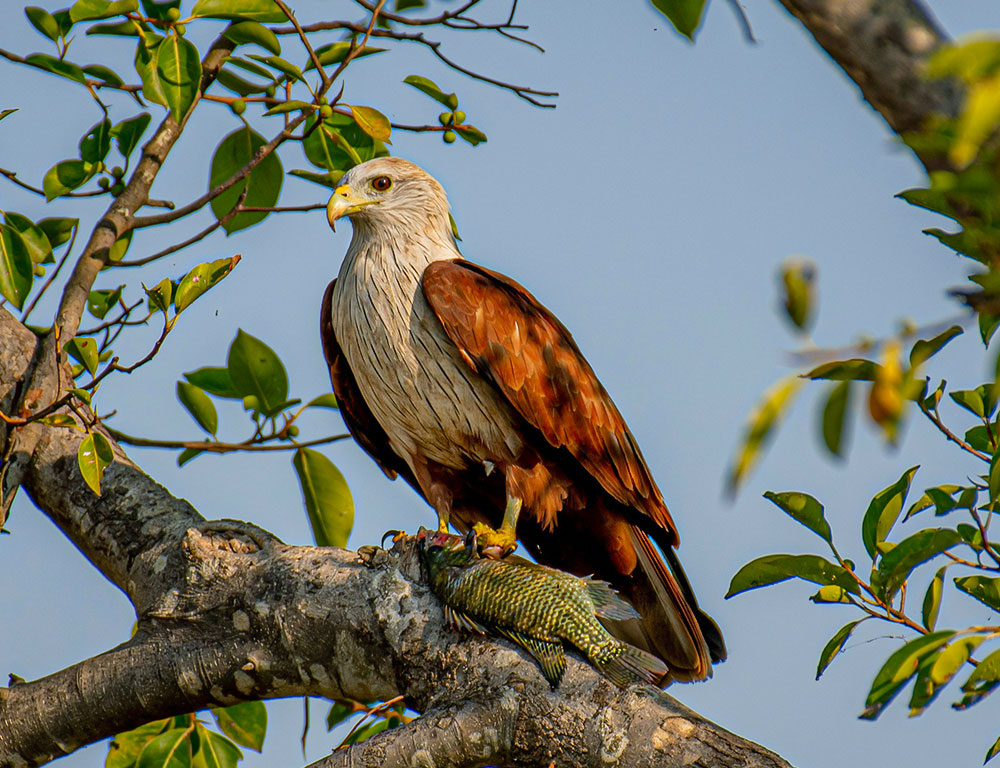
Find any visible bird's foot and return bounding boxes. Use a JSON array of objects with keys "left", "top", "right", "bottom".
[
  {"left": 380, "top": 529, "right": 409, "bottom": 548},
  {"left": 472, "top": 522, "right": 518, "bottom": 559}
]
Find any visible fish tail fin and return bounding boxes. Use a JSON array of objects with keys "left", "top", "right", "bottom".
[{"left": 596, "top": 643, "right": 669, "bottom": 688}]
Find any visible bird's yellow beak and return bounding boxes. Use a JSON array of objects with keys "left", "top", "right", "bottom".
[{"left": 326, "top": 184, "right": 380, "bottom": 231}]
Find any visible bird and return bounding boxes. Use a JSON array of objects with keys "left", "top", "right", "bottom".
[{"left": 321, "top": 156, "right": 725, "bottom": 683}]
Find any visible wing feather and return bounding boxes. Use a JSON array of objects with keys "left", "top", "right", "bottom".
[{"left": 422, "top": 260, "right": 677, "bottom": 542}]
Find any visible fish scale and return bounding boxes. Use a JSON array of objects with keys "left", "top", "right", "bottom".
[{"left": 419, "top": 529, "right": 668, "bottom": 688}]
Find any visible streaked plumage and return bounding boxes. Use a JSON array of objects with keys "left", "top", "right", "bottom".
[
  {"left": 419, "top": 528, "right": 667, "bottom": 688},
  {"left": 322, "top": 157, "right": 725, "bottom": 684}
]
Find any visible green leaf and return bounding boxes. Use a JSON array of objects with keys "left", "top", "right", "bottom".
[
  {"left": 87, "top": 18, "right": 146, "bottom": 35},
  {"left": 184, "top": 367, "right": 240, "bottom": 398},
  {"left": 725, "top": 553, "right": 859, "bottom": 598},
  {"left": 810, "top": 585, "right": 852, "bottom": 603},
  {"left": 175, "top": 256, "right": 240, "bottom": 313},
  {"left": 216, "top": 69, "right": 272, "bottom": 96},
  {"left": 725, "top": 375, "right": 802, "bottom": 495},
  {"left": 763, "top": 491, "right": 832, "bottom": 544},
  {"left": 155, "top": 35, "right": 201, "bottom": 122},
  {"left": 107, "top": 719, "right": 170, "bottom": 768},
  {"left": 820, "top": 380, "right": 851, "bottom": 457},
  {"left": 326, "top": 701, "right": 355, "bottom": 730},
  {"left": 454, "top": 124, "right": 487, "bottom": 146},
  {"left": 211, "top": 701, "right": 266, "bottom": 751},
  {"left": 877, "top": 527, "right": 961, "bottom": 598},
  {"left": 262, "top": 100, "right": 315, "bottom": 116},
  {"left": 144, "top": 277, "right": 172, "bottom": 314},
  {"left": 804, "top": 358, "right": 877, "bottom": 381},
  {"left": 111, "top": 112, "right": 152, "bottom": 158},
  {"left": 986, "top": 733, "right": 1000, "bottom": 764},
  {"left": 108, "top": 229, "right": 133, "bottom": 263},
  {"left": 209, "top": 127, "right": 283, "bottom": 234},
  {"left": 348, "top": 105, "right": 391, "bottom": 142},
  {"left": 931, "top": 636, "right": 984, "bottom": 687},
  {"left": 4, "top": 212, "right": 53, "bottom": 264},
  {"left": 923, "top": 566, "right": 947, "bottom": 631},
  {"left": 136, "top": 726, "right": 193, "bottom": 768},
  {"left": 67, "top": 336, "right": 99, "bottom": 375},
  {"left": 176, "top": 382, "right": 218, "bottom": 435},
  {"left": 0, "top": 226, "right": 33, "bottom": 309},
  {"left": 227, "top": 329, "right": 288, "bottom": 415},
  {"left": 80, "top": 119, "right": 112, "bottom": 163},
  {"left": 955, "top": 575, "right": 1000, "bottom": 612},
  {"left": 43, "top": 159, "right": 95, "bottom": 199},
  {"left": 37, "top": 217, "right": 77, "bottom": 248},
  {"left": 307, "top": 42, "right": 385, "bottom": 70},
  {"left": 303, "top": 112, "right": 387, "bottom": 172},
  {"left": 223, "top": 20, "right": 281, "bottom": 55},
  {"left": 140, "top": 0, "right": 181, "bottom": 21},
  {"left": 193, "top": 725, "right": 242, "bottom": 768},
  {"left": 192, "top": 0, "right": 285, "bottom": 22},
  {"left": 78, "top": 431, "right": 115, "bottom": 495},
  {"left": 25, "top": 7, "right": 61, "bottom": 41},
  {"left": 84, "top": 64, "right": 125, "bottom": 86},
  {"left": 343, "top": 718, "right": 388, "bottom": 745},
  {"left": 87, "top": 285, "right": 124, "bottom": 319},
  {"left": 0, "top": 108, "right": 18, "bottom": 122},
  {"left": 950, "top": 388, "right": 986, "bottom": 418},
  {"left": 293, "top": 447, "right": 354, "bottom": 548},
  {"left": 403, "top": 74, "right": 456, "bottom": 108},
  {"left": 860, "top": 631, "right": 955, "bottom": 720},
  {"left": 69, "top": 387, "right": 92, "bottom": 405},
  {"left": 70, "top": 0, "right": 139, "bottom": 22},
  {"left": 38, "top": 413, "right": 79, "bottom": 428},
  {"left": 223, "top": 55, "right": 277, "bottom": 81},
  {"left": 816, "top": 620, "right": 861, "bottom": 680},
  {"left": 25, "top": 53, "right": 88, "bottom": 83},
  {"left": 177, "top": 447, "right": 203, "bottom": 466},
  {"left": 288, "top": 168, "right": 343, "bottom": 189},
  {"left": 306, "top": 393, "right": 338, "bottom": 409},
  {"left": 245, "top": 54, "right": 303, "bottom": 83},
  {"left": 909, "top": 324, "right": 963, "bottom": 367},
  {"left": 963, "top": 647, "right": 1000, "bottom": 692},
  {"left": 861, "top": 465, "right": 919, "bottom": 561},
  {"left": 649, "top": 0, "right": 708, "bottom": 40}
]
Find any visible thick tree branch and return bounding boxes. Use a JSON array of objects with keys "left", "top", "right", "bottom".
[
  {"left": 776, "top": 0, "right": 962, "bottom": 171},
  {"left": 0, "top": 309, "right": 791, "bottom": 768}
]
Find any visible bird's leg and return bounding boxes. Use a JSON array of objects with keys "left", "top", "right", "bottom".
[
  {"left": 436, "top": 508, "right": 450, "bottom": 533},
  {"left": 473, "top": 495, "right": 521, "bottom": 559}
]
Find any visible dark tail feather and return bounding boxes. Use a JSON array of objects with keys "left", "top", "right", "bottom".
[
  {"left": 597, "top": 643, "right": 669, "bottom": 688},
  {"left": 603, "top": 527, "right": 724, "bottom": 684}
]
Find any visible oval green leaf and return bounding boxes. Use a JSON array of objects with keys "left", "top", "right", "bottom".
[
  {"left": 78, "top": 431, "right": 114, "bottom": 495},
  {"left": 0, "top": 226, "right": 33, "bottom": 309},
  {"left": 111, "top": 112, "right": 152, "bottom": 158},
  {"left": 861, "top": 465, "right": 919, "bottom": 561},
  {"left": 816, "top": 619, "right": 861, "bottom": 680},
  {"left": 860, "top": 631, "right": 955, "bottom": 720},
  {"left": 224, "top": 20, "right": 281, "bottom": 55},
  {"left": 226, "top": 329, "right": 288, "bottom": 414},
  {"left": 726, "top": 553, "right": 859, "bottom": 598},
  {"left": 209, "top": 127, "right": 283, "bottom": 234},
  {"left": 135, "top": 726, "right": 193, "bottom": 768},
  {"left": 184, "top": 366, "right": 240, "bottom": 399},
  {"left": 192, "top": 0, "right": 285, "bottom": 22},
  {"left": 763, "top": 490, "right": 832, "bottom": 544},
  {"left": 877, "top": 527, "right": 961, "bottom": 599},
  {"left": 176, "top": 381, "right": 218, "bottom": 435},
  {"left": 211, "top": 701, "right": 266, "bottom": 751},
  {"left": 194, "top": 724, "right": 243, "bottom": 768},
  {"left": 175, "top": 256, "right": 240, "bottom": 313},
  {"left": 155, "top": 34, "right": 202, "bottom": 122},
  {"left": 25, "top": 7, "right": 61, "bottom": 41},
  {"left": 293, "top": 447, "right": 354, "bottom": 548}
]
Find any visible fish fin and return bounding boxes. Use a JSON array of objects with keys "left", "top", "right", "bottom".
[
  {"left": 597, "top": 644, "right": 669, "bottom": 689},
  {"left": 584, "top": 578, "right": 641, "bottom": 621},
  {"left": 498, "top": 629, "right": 566, "bottom": 688},
  {"left": 445, "top": 605, "right": 488, "bottom": 635}
]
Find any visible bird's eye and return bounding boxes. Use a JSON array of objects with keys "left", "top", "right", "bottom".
[{"left": 370, "top": 175, "right": 392, "bottom": 192}]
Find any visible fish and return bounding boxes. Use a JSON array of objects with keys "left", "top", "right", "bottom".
[{"left": 418, "top": 528, "right": 668, "bottom": 688}]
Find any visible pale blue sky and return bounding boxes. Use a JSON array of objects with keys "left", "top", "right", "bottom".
[{"left": 2, "top": 1, "right": 1000, "bottom": 766}]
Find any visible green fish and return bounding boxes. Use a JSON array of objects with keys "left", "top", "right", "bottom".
[{"left": 418, "top": 528, "right": 668, "bottom": 688}]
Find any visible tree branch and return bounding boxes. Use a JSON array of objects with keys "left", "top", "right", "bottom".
[
  {"left": 0, "top": 308, "right": 791, "bottom": 768},
  {"left": 775, "top": 0, "right": 961, "bottom": 171}
]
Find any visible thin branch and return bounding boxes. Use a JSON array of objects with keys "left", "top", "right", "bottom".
[
  {"left": 132, "top": 115, "right": 307, "bottom": 228},
  {"left": 106, "top": 428, "right": 351, "bottom": 454},
  {"left": 919, "top": 402, "right": 991, "bottom": 462},
  {"left": 20, "top": 223, "right": 79, "bottom": 324},
  {"left": 0, "top": 46, "right": 142, "bottom": 94},
  {"left": 274, "top": 0, "right": 328, "bottom": 91},
  {"left": 0, "top": 167, "right": 107, "bottom": 199}
]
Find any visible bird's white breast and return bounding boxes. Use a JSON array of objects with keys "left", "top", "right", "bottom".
[{"left": 331, "top": 234, "right": 523, "bottom": 471}]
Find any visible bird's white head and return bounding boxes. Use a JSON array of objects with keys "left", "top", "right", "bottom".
[{"left": 326, "top": 157, "right": 451, "bottom": 237}]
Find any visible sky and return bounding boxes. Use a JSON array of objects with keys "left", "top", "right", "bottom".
[{"left": 2, "top": 1, "right": 1000, "bottom": 766}]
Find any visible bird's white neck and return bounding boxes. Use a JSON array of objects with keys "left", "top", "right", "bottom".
[{"left": 339, "top": 212, "right": 460, "bottom": 280}]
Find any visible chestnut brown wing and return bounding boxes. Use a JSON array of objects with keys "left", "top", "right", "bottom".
[
  {"left": 422, "top": 259, "right": 677, "bottom": 544},
  {"left": 320, "top": 279, "right": 418, "bottom": 489}
]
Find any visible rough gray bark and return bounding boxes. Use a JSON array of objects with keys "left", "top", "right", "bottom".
[
  {"left": 776, "top": 0, "right": 962, "bottom": 171},
  {"left": 0, "top": 308, "right": 792, "bottom": 768}
]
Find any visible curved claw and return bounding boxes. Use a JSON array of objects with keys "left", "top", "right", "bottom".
[
  {"left": 380, "top": 529, "right": 406, "bottom": 548},
  {"left": 472, "top": 522, "right": 518, "bottom": 559}
]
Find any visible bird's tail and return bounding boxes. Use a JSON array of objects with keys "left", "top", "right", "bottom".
[{"left": 603, "top": 526, "right": 726, "bottom": 684}]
